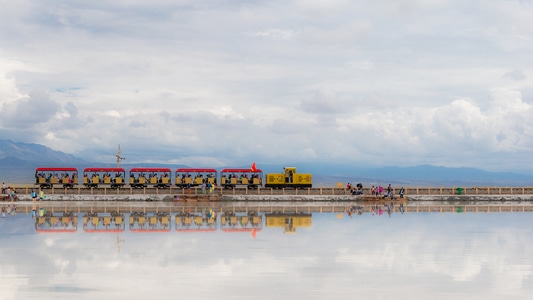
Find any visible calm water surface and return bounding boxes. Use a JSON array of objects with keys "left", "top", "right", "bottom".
[{"left": 1, "top": 205, "right": 532, "bottom": 299}]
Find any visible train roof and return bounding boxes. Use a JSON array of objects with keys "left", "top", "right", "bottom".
[
  {"left": 35, "top": 167, "right": 78, "bottom": 172},
  {"left": 221, "top": 168, "right": 263, "bottom": 173},
  {"left": 129, "top": 167, "right": 172, "bottom": 173},
  {"left": 176, "top": 168, "right": 218, "bottom": 173},
  {"left": 83, "top": 167, "right": 126, "bottom": 172}
]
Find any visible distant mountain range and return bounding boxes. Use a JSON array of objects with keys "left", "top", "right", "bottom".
[
  {"left": 300, "top": 161, "right": 533, "bottom": 187},
  {"left": 1, "top": 139, "right": 532, "bottom": 186},
  {"left": 0, "top": 140, "right": 85, "bottom": 163}
]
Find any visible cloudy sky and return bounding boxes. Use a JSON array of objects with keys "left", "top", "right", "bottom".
[{"left": 1, "top": 0, "right": 532, "bottom": 172}]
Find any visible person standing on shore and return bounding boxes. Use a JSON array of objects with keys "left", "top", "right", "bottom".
[
  {"left": 31, "top": 189, "right": 37, "bottom": 216},
  {"left": 1, "top": 182, "right": 5, "bottom": 194}
]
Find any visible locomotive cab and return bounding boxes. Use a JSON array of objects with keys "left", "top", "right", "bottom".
[
  {"left": 284, "top": 167, "right": 296, "bottom": 183},
  {"left": 265, "top": 167, "right": 312, "bottom": 189}
]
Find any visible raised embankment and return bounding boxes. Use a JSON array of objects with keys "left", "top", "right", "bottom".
[
  {"left": 7, "top": 193, "right": 533, "bottom": 202},
  {"left": 7, "top": 185, "right": 533, "bottom": 195},
  {"left": 4, "top": 185, "right": 533, "bottom": 202}
]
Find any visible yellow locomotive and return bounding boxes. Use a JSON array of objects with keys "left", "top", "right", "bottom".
[{"left": 265, "top": 167, "right": 312, "bottom": 188}]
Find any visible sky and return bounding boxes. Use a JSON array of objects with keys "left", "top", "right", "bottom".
[
  {"left": 1, "top": 0, "right": 533, "bottom": 172},
  {"left": 1, "top": 208, "right": 533, "bottom": 299}
]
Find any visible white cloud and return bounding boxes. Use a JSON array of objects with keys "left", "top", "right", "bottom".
[
  {"left": 0, "top": 0, "right": 533, "bottom": 171},
  {"left": 348, "top": 60, "right": 374, "bottom": 70},
  {"left": 252, "top": 29, "right": 298, "bottom": 40},
  {"left": 294, "top": 0, "right": 351, "bottom": 15},
  {"left": 503, "top": 69, "right": 527, "bottom": 81},
  {"left": 0, "top": 73, "right": 25, "bottom": 105}
]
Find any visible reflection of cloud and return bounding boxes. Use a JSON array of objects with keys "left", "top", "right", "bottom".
[
  {"left": 333, "top": 214, "right": 533, "bottom": 297},
  {"left": 1, "top": 212, "right": 533, "bottom": 299},
  {"left": 0, "top": 266, "right": 28, "bottom": 300},
  {"left": 44, "top": 238, "right": 55, "bottom": 247}
]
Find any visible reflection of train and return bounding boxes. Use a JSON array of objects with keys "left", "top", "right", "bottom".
[
  {"left": 220, "top": 212, "right": 263, "bottom": 232},
  {"left": 35, "top": 211, "right": 78, "bottom": 233},
  {"left": 35, "top": 166, "right": 312, "bottom": 189},
  {"left": 35, "top": 211, "right": 310, "bottom": 235},
  {"left": 265, "top": 213, "right": 312, "bottom": 234}
]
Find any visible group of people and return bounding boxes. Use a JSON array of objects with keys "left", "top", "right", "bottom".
[
  {"left": 1, "top": 204, "right": 16, "bottom": 218},
  {"left": 130, "top": 172, "right": 168, "bottom": 184},
  {"left": 1, "top": 182, "right": 47, "bottom": 218},
  {"left": 346, "top": 182, "right": 405, "bottom": 198},
  {"left": 370, "top": 202, "right": 405, "bottom": 217},
  {"left": 178, "top": 173, "right": 217, "bottom": 185},
  {"left": 89, "top": 172, "right": 117, "bottom": 180},
  {"left": 346, "top": 202, "right": 406, "bottom": 218},
  {"left": 346, "top": 183, "right": 364, "bottom": 195},
  {"left": 2, "top": 182, "right": 17, "bottom": 201},
  {"left": 2, "top": 182, "right": 17, "bottom": 218},
  {"left": 200, "top": 182, "right": 215, "bottom": 194},
  {"left": 30, "top": 189, "right": 46, "bottom": 218},
  {"left": 37, "top": 172, "right": 77, "bottom": 184}
]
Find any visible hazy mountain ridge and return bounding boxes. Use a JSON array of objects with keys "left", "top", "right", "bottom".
[
  {"left": 0, "top": 139, "right": 85, "bottom": 163},
  {"left": 0, "top": 140, "right": 532, "bottom": 186},
  {"left": 305, "top": 163, "right": 533, "bottom": 187}
]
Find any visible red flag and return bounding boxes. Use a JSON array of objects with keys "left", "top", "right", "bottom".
[{"left": 251, "top": 162, "right": 257, "bottom": 172}]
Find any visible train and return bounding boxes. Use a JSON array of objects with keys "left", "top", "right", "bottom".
[{"left": 34, "top": 166, "right": 313, "bottom": 189}]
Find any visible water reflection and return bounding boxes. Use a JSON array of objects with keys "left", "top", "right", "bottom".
[
  {"left": 1, "top": 202, "right": 533, "bottom": 299},
  {"left": 32, "top": 210, "right": 310, "bottom": 235}
]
